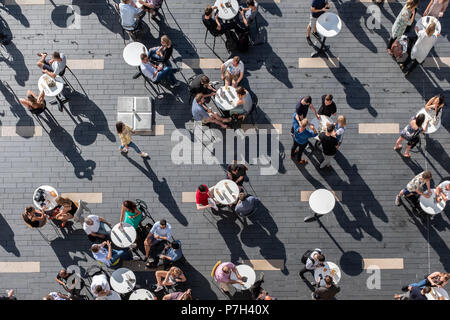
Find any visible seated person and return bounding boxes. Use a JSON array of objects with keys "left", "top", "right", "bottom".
[
  {"left": 436, "top": 180, "right": 450, "bottom": 203},
  {"left": 192, "top": 93, "right": 231, "bottom": 129},
  {"left": 214, "top": 262, "right": 244, "bottom": 294},
  {"left": 230, "top": 86, "right": 253, "bottom": 121},
  {"left": 154, "top": 266, "right": 187, "bottom": 292},
  {"left": 189, "top": 75, "right": 217, "bottom": 103},
  {"left": 43, "top": 292, "right": 71, "bottom": 300},
  {"left": 140, "top": 53, "right": 179, "bottom": 88},
  {"left": 90, "top": 273, "right": 110, "bottom": 298},
  {"left": 394, "top": 286, "right": 431, "bottom": 300},
  {"left": 249, "top": 273, "right": 275, "bottom": 300},
  {"left": 56, "top": 269, "right": 83, "bottom": 299},
  {"left": 395, "top": 171, "right": 432, "bottom": 206},
  {"left": 238, "top": 0, "right": 259, "bottom": 29},
  {"left": 318, "top": 94, "right": 337, "bottom": 117},
  {"left": 91, "top": 240, "right": 138, "bottom": 267},
  {"left": 162, "top": 288, "right": 192, "bottom": 300},
  {"left": 313, "top": 275, "right": 341, "bottom": 300},
  {"left": 144, "top": 219, "right": 173, "bottom": 266},
  {"left": 53, "top": 196, "right": 77, "bottom": 227},
  {"left": 234, "top": 192, "right": 258, "bottom": 217},
  {"left": 83, "top": 215, "right": 112, "bottom": 240},
  {"left": 148, "top": 35, "right": 173, "bottom": 65},
  {"left": 19, "top": 90, "right": 46, "bottom": 114},
  {"left": 119, "top": 0, "right": 145, "bottom": 30},
  {"left": 227, "top": 163, "right": 248, "bottom": 187},
  {"left": 23, "top": 206, "right": 46, "bottom": 228},
  {"left": 140, "top": 0, "right": 164, "bottom": 18},
  {"left": 221, "top": 56, "right": 244, "bottom": 88},
  {"left": 203, "top": 5, "right": 231, "bottom": 36},
  {"left": 119, "top": 200, "right": 143, "bottom": 230},
  {"left": 36, "top": 51, "right": 66, "bottom": 78},
  {"left": 0, "top": 290, "right": 16, "bottom": 300},
  {"left": 196, "top": 184, "right": 218, "bottom": 211},
  {"left": 152, "top": 240, "right": 183, "bottom": 269}
]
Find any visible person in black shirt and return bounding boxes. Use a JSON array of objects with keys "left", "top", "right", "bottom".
[
  {"left": 394, "top": 286, "right": 431, "bottom": 300},
  {"left": 203, "top": 5, "right": 235, "bottom": 36},
  {"left": 313, "top": 275, "right": 340, "bottom": 300},
  {"left": 56, "top": 269, "right": 84, "bottom": 299},
  {"left": 291, "top": 96, "right": 319, "bottom": 136},
  {"left": 189, "top": 75, "right": 217, "bottom": 103},
  {"left": 227, "top": 163, "right": 248, "bottom": 187},
  {"left": 0, "top": 290, "right": 16, "bottom": 300},
  {"left": 306, "top": 0, "right": 330, "bottom": 45},
  {"left": 319, "top": 123, "right": 339, "bottom": 169},
  {"left": 318, "top": 94, "right": 337, "bottom": 117}
]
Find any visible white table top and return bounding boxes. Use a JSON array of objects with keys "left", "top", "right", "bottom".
[
  {"left": 309, "top": 189, "right": 336, "bottom": 215},
  {"left": 38, "top": 74, "right": 64, "bottom": 97},
  {"left": 104, "top": 290, "right": 121, "bottom": 300},
  {"left": 110, "top": 268, "right": 136, "bottom": 294},
  {"left": 317, "top": 12, "right": 342, "bottom": 38},
  {"left": 134, "top": 0, "right": 146, "bottom": 9},
  {"left": 230, "top": 264, "right": 256, "bottom": 290},
  {"left": 314, "top": 261, "right": 341, "bottom": 286},
  {"left": 111, "top": 223, "right": 137, "bottom": 248},
  {"left": 123, "top": 42, "right": 148, "bottom": 67},
  {"left": 129, "top": 289, "right": 155, "bottom": 300},
  {"left": 420, "top": 189, "right": 446, "bottom": 215},
  {"left": 215, "top": 86, "right": 239, "bottom": 111},
  {"left": 310, "top": 115, "right": 332, "bottom": 134},
  {"left": 213, "top": 179, "right": 239, "bottom": 205},
  {"left": 416, "top": 16, "right": 441, "bottom": 37},
  {"left": 214, "top": 0, "right": 239, "bottom": 21},
  {"left": 33, "top": 185, "right": 59, "bottom": 211},
  {"left": 426, "top": 287, "right": 449, "bottom": 300},
  {"left": 416, "top": 107, "right": 441, "bottom": 134}
]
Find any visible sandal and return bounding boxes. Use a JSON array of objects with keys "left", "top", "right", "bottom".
[
  {"left": 403, "top": 153, "right": 411, "bottom": 158},
  {"left": 394, "top": 146, "right": 402, "bottom": 151}
]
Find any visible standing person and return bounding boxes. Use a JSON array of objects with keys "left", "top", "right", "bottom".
[
  {"left": 424, "top": 94, "right": 445, "bottom": 120},
  {"left": 319, "top": 123, "right": 339, "bottom": 169},
  {"left": 394, "top": 114, "right": 429, "bottom": 158},
  {"left": 36, "top": 51, "right": 66, "bottom": 78},
  {"left": 313, "top": 275, "right": 341, "bottom": 300},
  {"left": 387, "top": 0, "right": 419, "bottom": 53},
  {"left": 195, "top": 184, "right": 218, "bottom": 211},
  {"left": 403, "top": 22, "right": 439, "bottom": 76},
  {"left": 395, "top": 170, "right": 433, "bottom": 206},
  {"left": 291, "top": 96, "right": 320, "bottom": 136},
  {"left": 213, "top": 262, "right": 244, "bottom": 294},
  {"left": 19, "top": 90, "right": 46, "bottom": 114},
  {"left": 334, "top": 115, "right": 346, "bottom": 146},
  {"left": 234, "top": 192, "right": 259, "bottom": 217},
  {"left": 116, "top": 121, "right": 149, "bottom": 158},
  {"left": 238, "top": 0, "right": 259, "bottom": 29},
  {"left": 318, "top": 94, "right": 337, "bottom": 117},
  {"left": 424, "top": 0, "right": 449, "bottom": 19},
  {"left": 119, "top": 200, "right": 143, "bottom": 230},
  {"left": 394, "top": 286, "right": 431, "bottom": 300},
  {"left": 221, "top": 56, "right": 244, "bottom": 88},
  {"left": 291, "top": 117, "right": 318, "bottom": 165},
  {"left": 148, "top": 35, "right": 173, "bottom": 65},
  {"left": 306, "top": 0, "right": 330, "bottom": 45},
  {"left": 299, "top": 248, "right": 325, "bottom": 285}
]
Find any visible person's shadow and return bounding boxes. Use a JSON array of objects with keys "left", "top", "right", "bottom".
[
  {"left": 50, "top": 232, "right": 92, "bottom": 268},
  {"left": 0, "top": 213, "right": 20, "bottom": 257},
  {"left": 124, "top": 156, "right": 189, "bottom": 226},
  {"left": 0, "top": 2, "right": 29, "bottom": 27},
  {"left": 216, "top": 213, "right": 250, "bottom": 264}
]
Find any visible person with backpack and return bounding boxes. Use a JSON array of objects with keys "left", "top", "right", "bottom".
[
  {"left": 394, "top": 113, "right": 429, "bottom": 158},
  {"left": 299, "top": 248, "right": 325, "bottom": 285}
]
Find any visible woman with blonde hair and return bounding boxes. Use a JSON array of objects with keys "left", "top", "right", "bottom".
[
  {"left": 403, "top": 21, "right": 440, "bottom": 76},
  {"left": 148, "top": 34, "right": 173, "bottom": 65},
  {"left": 424, "top": 0, "right": 449, "bottom": 19},
  {"left": 334, "top": 115, "right": 346, "bottom": 146},
  {"left": 54, "top": 196, "right": 78, "bottom": 227},
  {"left": 387, "top": 0, "right": 419, "bottom": 53},
  {"left": 154, "top": 266, "right": 187, "bottom": 292}
]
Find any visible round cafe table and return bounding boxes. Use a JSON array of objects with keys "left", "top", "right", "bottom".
[
  {"left": 215, "top": 86, "right": 239, "bottom": 112},
  {"left": 420, "top": 189, "right": 446, "bottom": 216},
  {"left": 416, "top": 107, "right": 441, "bottom": 134},
  {"left": 103, "top": 290, "right": 121, "bottom": 300},
  {"left": 230, "top": 264, "right": 256, "bottom": 290},
  {"left": 111, "top": 222, "right": 137, "bottom": 248},
  {"left": 133, "top": 0, "right": 146, "bottom": 9},
  {"left": 416, "top": 16, "right": 441, "bottom": 36},
  {"left": 314, "top": 261, "right": 341, "bottom": 286},
  {"left": 214, "top": 0, "right": 239, "bottom": 21},
  {"left": 129, "top": 289, "right": 155, "bottom": 300},
  {"left": 304, "top": 189, "right": 336, "bottom": 222},
  {"left": 311, "top": 12, "right": 342, "bottom": 57},
  {"left": 310, "top": 115, "right": 332, "bottom": 141},
  {"left": 33, "top": 185, "right": 59, "bottom": 211},
  {"left": 123, "top": 42, "right": 148, "bottom": 67},
  {"left": 213, "top": 179, "right": 239, "bottom": 205},
  {"left": 110, "top": 268, "right": 136, "bottom": 294},
  {"left": 426, "top": 287, "right": 449, "bottom": 300},
  {"left": 38, "top": 74, "right": 65, "bottom": 111}
]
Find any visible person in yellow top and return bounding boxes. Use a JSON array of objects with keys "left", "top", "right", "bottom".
[{"left": 116, "top": 121, "right": 149, "bottom": 158}]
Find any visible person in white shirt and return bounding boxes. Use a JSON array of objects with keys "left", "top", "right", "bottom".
[
  {"left": 36, "top": 51, "right": 66, "bottom": 78},
  {"left": 144, "top": 219, "right": 173, "bottom": 266},
  {"left": 221, "top": 56, "right": 244, "bottom": 88},
  {"left": 119, "top": 0, "right": 145, "bottom": 30},
  {"left": 83, "top": 215, "right": 112, "bottom": 240},
  {"left": 140, "top": 53, "right": 179, "bottom": 88},
  {"left": 436, "top": 180, "right": 450, "bottom": 203},
  {"left": 90, "top": 274, "right": 110, "bottom": 298},
  {"left": 299, "top": 248, "right": 325, "bottom": 286},
  {"left": 91, "top": 241, "right": 138, "bottom": 267},
  {"left": 43, "top": 292, "right": 71, "bottom": 300}
]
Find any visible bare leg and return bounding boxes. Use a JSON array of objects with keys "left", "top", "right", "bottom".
[
  {"left": 394, "top": 136, "right": 403, "bottom": 150},
  {"left": 144, "top": 236, "right": 153, "bottom": 259},
  {"left": 404, "top": 145, "right": 412, "bottom": 157},
  {"left": 155, "top": 271, "right": 167, "bottom": 286},
  {"left": 306, "top": 24, "right": 311, "bottom": 37}
]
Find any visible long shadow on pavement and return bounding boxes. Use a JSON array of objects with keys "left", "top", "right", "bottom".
[{"left": 0, "top": 213, "right": 20, "bottom": 257}]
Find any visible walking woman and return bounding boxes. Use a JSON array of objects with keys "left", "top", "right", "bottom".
[
  {"left": 403, "top": 22, "right": 439, "bottom": 76},
  {"left": 394, "top": 113, "right": 429, "bottom": 158},
  {"left": 334, "top": 115, "right": 347, "bottom": 146},
  {"left": 116, "top": 121, "right": 148, "bottom": 158},
  {"left": 387, "top": 0, "right": 419, "bottom": 54},
  {"left": 424, "top": 0, "right": 449, "bottom": 19}
]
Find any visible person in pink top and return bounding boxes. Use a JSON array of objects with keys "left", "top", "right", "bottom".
[{"left": 214, "top": 262, "right": 244, "bottom": 293}]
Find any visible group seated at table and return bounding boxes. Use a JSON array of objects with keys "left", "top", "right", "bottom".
[
  {"left": 192, "top": 93, "right": 232, "bottom": 129},
  {"left": 140, "top": 53, "right": 180, "bottom": 88},
  {"left": 189, "top": 74, "right": 217, "bottom": 103},
  {"left": 154, "top": 266, "right": 186, "bottom": 292},
  {"left": 36, "top": 51, "right": 66, "bottom": 78},
  {"left": 91, "top": 240, "right": 138, "bottom": 267},
  {"left": 83, "top": 214, "right": 113, "bottom": 242}
]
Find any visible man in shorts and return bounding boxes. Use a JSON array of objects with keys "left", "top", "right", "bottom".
[
  {"left": 36, "top": 51, "right": 66, "bottom": 78},
  {"left": 306, "top": 0, "right": 330, "bottom": 46}
]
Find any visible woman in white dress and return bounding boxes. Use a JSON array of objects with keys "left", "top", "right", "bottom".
[
  {"left": 424, "top": 0, "right": 449, "bottom": 19},
  {"left": 403, "top": 22, "right": 439, "bottom": 76}
]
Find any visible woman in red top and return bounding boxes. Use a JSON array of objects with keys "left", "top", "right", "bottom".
[{"left": 195, "top": 184, "right": 216, "bottom": 210}]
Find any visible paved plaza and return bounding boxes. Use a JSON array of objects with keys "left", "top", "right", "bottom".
[{"left": 0, "top": 0, "right": 449, "bottom": 300}]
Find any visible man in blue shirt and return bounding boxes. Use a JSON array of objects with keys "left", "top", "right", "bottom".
[
  {"left": 306, "top": 0, "right": 330, "bottom": 45},
  {"left": 155, "top": 240, "right": 183, "bottom": 269},
  {"left": 291, "top": 114, "right": 318, "bottom": 164},
  {"left": 234, "top": 193, "right": 258, "bottom": 217},
  {"left": 191, "top": 93, "right": 232, "bottom": 129},
  {"left": 140, "top": 54, "right": 179, "bottom": 88}
]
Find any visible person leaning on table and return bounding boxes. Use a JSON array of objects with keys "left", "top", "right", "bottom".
[
  {"left": 395, "top": 170, "right": 432, "bottom": 206},
  {"left": 91, "top": 240, "right": 138, "bottom": 267},
  {"left": 83, "top": 214, "right": 112, "bottom": 240},
  {"left": 221, "top": 56, "right": 244, "bottom": 88},
  {"left": 214, "top": 262, "right": 244, "bottom": 294},
  {"left": 313, "top": 275, "right": 340, "bottom": 300},
  {"left": 436, "top": 180, "right": 450, "bottom": 203}
]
